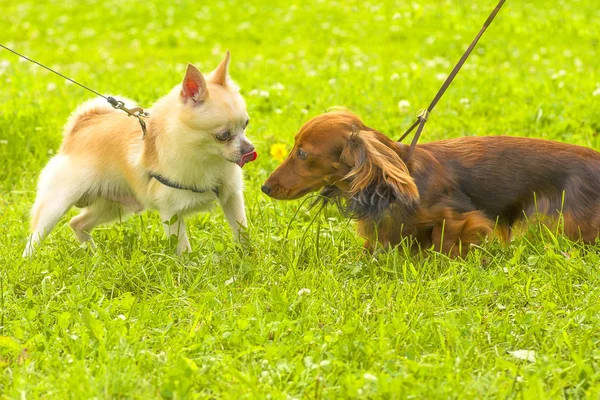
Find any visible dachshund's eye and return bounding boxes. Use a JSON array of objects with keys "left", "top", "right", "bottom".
[
  {"left": 297, "top": 149, "right": 308, "bottom": 160},
  {"left": 243, "top": 119, "right": 249, "bottom": 129},
  {"left": 216, "top": 131, "right": 231, "bottom": 141}
]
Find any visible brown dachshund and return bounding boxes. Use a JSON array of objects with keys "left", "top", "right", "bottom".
[{"left": 262, "top": 111, "right": 600, "bottom": 256}]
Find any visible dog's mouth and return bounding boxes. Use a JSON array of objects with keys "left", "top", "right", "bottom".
[{"left": 236, "top": 151, "right": 258, "bottom": 168}]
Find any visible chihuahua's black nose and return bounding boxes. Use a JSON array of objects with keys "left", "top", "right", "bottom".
[
  {"left": 261, "top": 185, "right": 271, "bottom": 195},
  {"left": 241, "top": 141, "right": 255, "bottom": 155}
]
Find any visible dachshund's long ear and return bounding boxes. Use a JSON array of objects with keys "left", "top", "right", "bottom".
[{"left": 339, "top": 128, "right": 419, "bottom": 220}]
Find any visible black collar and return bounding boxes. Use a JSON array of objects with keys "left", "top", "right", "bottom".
[{"left": 150, "top": 173, "right": 219, "bottom": 196}]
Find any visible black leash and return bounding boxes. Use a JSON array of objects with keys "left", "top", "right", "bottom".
[
  {"left": 0, "top": 43, "right": 149, "bottom": 139},
  {"left": 398, "top": 0, "right": 507, "bottom": 160}
]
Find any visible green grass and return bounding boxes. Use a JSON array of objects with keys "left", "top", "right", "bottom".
[{"left": 1, "top": 0, "right": 600, "bottom": 398}]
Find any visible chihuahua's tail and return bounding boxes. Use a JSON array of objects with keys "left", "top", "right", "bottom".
[{"left": 62, "top": 96, "right": 138, "bottom": 137}]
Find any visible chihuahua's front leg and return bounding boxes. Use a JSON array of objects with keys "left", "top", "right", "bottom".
[
  {"left": 219, "top": 190, "right": 247, "bottom": 242},
  {"left": 161, "top": 212, "right": 192, "bottom": 254}
]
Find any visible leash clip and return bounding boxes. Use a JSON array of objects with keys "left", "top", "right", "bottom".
[
  {"left": 417, "top": 109, "right": 429, "bottom": 122},
  {"left": 107, "top": 96, "right": 149, "bottom": 139}
]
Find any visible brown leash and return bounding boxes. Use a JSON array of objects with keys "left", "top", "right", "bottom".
[{"left": 398, "top": 0, "right": 507, "bottom": 160}]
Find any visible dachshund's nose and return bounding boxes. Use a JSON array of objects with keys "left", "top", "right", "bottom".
[{"left": 261, "top": 185, "right": 271, "bottom": 195}]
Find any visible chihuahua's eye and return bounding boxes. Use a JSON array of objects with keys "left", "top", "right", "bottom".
[
  {"left": 297, "top": 149, "right": 308, "bottom": 160},
  {"left": 216, "top": 131, "right": 231, "bottom": 141},
  {"left": 243, "top": 119, "right": 249, "bottom": 129}
]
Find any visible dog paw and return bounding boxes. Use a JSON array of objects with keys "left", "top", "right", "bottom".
[
  {"left": 176, "top": 242, "right": 193, "bottom": 255},
  {"left": 79, "top": 239, "right": 97, "bottom": 252}
]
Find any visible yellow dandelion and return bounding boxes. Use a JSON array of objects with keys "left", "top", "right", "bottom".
[{"left": 270, "top": 143, "right": 288, "bottom": 163}]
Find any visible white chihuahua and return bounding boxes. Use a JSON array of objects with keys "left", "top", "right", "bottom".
[{"left": 24, "top": 51, "right": 257, "bottom": 256}]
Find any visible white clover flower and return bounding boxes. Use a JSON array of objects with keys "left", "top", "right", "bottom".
[
  {"left": 593, "top": 87, "right": 600, "bottom": 97},
  {"left": 298, "top": 288, "right": 311, "bottom": 296},
  {"left": 390, "top": 73, "right": 399, "bottom": 81},
  {"left": 398, "top": 99, "right": 411, "bottom": 113},
  {"left": 238, "top": 22, "right": 251, "bottom": 31},
  {"left": 436, "top": 73, "right": 447, "bottom": 81},
  {"left": 224, "top": 277, "right": 235, "bottom": 286},
  {"left": 508, "top": 350, "right": 536, "bottom": 363},
  {"left": 271, "top": 82, "right": 285, "bottom": 91},
  {"left": 459, "top": 98, "right": 470, "bottom": 107},
  {"left": 328, "top": 78, "right": 336, "bottom": 86},
  {"left": 249, "top": 89, "right": 270, "bottom": 98},
  {"left": 551, "top": 69, "right": 567, "bottom": 80},
  {"left": 364, "top": 373, "right": 378, "bottom": 381}
]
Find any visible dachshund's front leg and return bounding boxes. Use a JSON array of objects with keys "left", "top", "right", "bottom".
[{"left": 431, "top": 209, "right": 494, "bottom": 257}]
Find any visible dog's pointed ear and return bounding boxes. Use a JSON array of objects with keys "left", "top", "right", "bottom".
[
  {"left": 181, "top": 63, "right": 208, "bottom": 103},
  {"left": 210, "top": 50, "right": 231, "bottom": 87},
  {"left": 340, "top": 130, "right": 419, "bottom": 220}
]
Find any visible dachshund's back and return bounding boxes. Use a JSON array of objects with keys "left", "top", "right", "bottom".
[{"left": 412, "top": 136, "right": 600, "bottom": 242}]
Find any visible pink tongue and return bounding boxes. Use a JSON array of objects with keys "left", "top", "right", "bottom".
[{"left": 237, "top": 150, "right": 258, "bottom": 168}]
